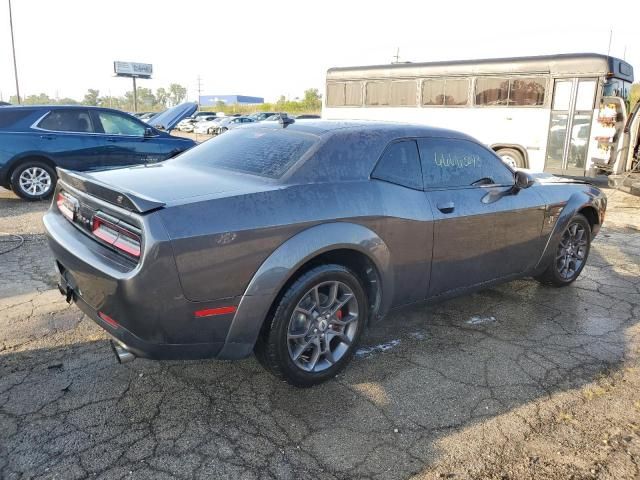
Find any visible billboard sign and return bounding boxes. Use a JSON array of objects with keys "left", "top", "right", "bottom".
[{"left": 113, "top": 61, "right": 153, "bottom": 78}]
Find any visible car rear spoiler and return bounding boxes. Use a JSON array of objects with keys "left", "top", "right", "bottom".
[{"left": 56, "top": 168, "right": 165, "bottom": 214}]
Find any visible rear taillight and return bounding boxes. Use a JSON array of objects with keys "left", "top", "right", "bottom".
[
  {"left": 92, "top": 215, "right": 142, "bottom": 258},
  {"left": 56, "top": 191, "right": 77, "bottom": 221}
]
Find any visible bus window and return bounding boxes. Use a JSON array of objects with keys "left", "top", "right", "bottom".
[
  {"left": 475, "top": 78, "right": 509, "bottom": 105},
  {"left": 444, "top": 79, "right": 469, "bottom": 105},
  {"left": 390, "top": 81, "right": 417, "bottom": 106},
  {"left": 422, "top": 79, "right": 446, "bottom": 105},
  {"left": 366, "top": 81, "right": 390, "bottom": 106},
  {"left": 345, "top": 82, "right": 362, "bottom": 106},
  {"left": 509, "top": 78, "right": 545, "bottom": 106},
  {"left": 475, "top": 77, "right": 545, "bottom": 106},
  {"left": 421, "top": 79, "right": 469, "bottom": 106},
  {"left": 327, "top": 83, "right": 346, "bottom": 107}
]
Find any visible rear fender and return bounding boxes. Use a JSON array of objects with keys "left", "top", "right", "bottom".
[{"left": 217, "top": 222, "right": 393, "bottom": 359}]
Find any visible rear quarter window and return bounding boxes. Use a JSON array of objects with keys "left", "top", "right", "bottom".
[{"left": 174, "top": 128, "right": 317, "bottom": 178}]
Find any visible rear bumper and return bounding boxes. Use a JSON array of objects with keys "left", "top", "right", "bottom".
[{"left": 44, "top": 206, "right": 251, "bottom": 361}]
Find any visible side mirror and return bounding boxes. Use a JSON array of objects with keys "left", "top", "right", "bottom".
[
  {"left": 144, "top": 127, "right": 154, "bottom": 137},
  {"left": 514, "top": 170, "right": 534, "bottom": 190}
]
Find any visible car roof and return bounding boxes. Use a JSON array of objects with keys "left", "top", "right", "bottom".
[{"left": 244, "top": 119, "right": 475, "bottom": 141}]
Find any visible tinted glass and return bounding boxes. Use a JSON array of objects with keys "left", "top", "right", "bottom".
[
  {"left": 509, "top": 77, "right": 545, "bottom": 106},
  {"left": 419, "top": 138, "right": 514, "bottom": 188},
  {"left": 97, "top": 112, "right": 145, "bottom": 136},
  {"left": 175, "top": 128, "right": 317, "bottom": 178},
  {"left": 372, "top": 140, "right": 422, "bottom": 190},
  {"left": 38, "top": 110, "right": 93, "bottom": 133},
  {"left": 475, "top": 78, "right": 509, "bottom": 105},
  {"left": 0, "top": 109, "right": 33, "bottom": 128},
  {"left": 390, "top": 81, "right": 417, "bottom": 106},
  {"left": 365, "top": 81, "right": 390, "bottom": 106},
  {"left": 327, "top": 83, "right": 345, "bottom": 106}
]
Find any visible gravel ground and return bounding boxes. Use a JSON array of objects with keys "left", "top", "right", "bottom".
[{"left": 1, "top": 185, "right": 639, "bottom": 480}]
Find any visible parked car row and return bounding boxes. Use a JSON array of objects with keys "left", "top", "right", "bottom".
[{"left": 177, "top": 111, "right": 321, "bottom": 135}]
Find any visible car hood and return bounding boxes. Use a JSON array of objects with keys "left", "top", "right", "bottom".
[
  {"left": 146, "top": 103, "right": 198, "bottom": 131},
  {"left": 527, "top": 171, "right": 591, "bottom": 185},
  {"left": 83, "top": 161, "right": 273, "bottom": 205}
]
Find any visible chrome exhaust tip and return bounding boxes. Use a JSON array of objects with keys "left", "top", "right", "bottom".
[{"left": 110, "top": 340, "right": 136, "bottom": 364}]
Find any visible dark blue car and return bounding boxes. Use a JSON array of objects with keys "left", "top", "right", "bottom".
[{"left": 0, "top": 103, "right": 197, "bottom": 200}]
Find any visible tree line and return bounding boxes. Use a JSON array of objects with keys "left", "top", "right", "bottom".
[
  {"left": 8, "top": 83, "right": 188, "bottom": 111},
  {"left": 6, "top": 86, "right": 323, "bottom": 114}
]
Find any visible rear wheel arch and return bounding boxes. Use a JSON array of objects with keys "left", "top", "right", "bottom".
[
  {"left": 262, "top": 247, "right": 383, "bottom": 334},
  {"left": 217, "top": 222, "right": 394, "bottom": 360},
  {"left": 8, "top": 154, "right": 56, "bottom": 179}
]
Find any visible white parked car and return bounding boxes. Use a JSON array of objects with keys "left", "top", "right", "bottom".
[
  {"left": 212, "top": 116, "right": 255, "bottom": 135},
  {"left": 194, "top": 117, "right": 225, "bottom": 135}
]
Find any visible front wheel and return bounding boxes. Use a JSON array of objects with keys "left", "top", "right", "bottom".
[
  {"left": 535, "top": 214, "right": 591, "bottom": 287},
  {"left": 11, "top": 161, "right": 57, "bottom": 200},
  {"left": 255, "top": 264, "right": 367, "bottom": 387}
]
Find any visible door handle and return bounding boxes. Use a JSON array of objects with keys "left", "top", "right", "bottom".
[
  {"left": 437, "top": 201, "right": 455, "bottom": 214},
  {"left": 40, "top": 134, "right": 56, "bottom": 140}
]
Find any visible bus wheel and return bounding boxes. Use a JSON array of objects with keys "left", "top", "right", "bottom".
[{"left": 497, "top": 148, "right": 525, "bottom": 169}]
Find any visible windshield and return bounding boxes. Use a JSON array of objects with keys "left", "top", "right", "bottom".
[{"left": 173, "top": 127, "right": 318, "bottom": 178}]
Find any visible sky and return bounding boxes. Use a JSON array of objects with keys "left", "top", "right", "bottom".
[{"left": 1, "top": 0, "right": 638, "bottom": 103}]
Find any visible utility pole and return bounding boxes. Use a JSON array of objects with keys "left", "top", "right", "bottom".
[
  {"left": 8, "top": 0, "right": 21, "bottom": 104},
  {"left": 132, "top": 77, "right": 138, "bottom": 112},
  {"left": 607, "top": 29, "right": 612, "bottom": 57},
  {"left": 196, "top": 75, "right": 202, "bottom": 110},
  {"left": 392, "top": 47, "right": 400, "bottom": 64}
]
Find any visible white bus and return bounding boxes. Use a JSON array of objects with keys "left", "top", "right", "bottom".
[{"left": 323, "top": 53, "right": 639, "bottom": 177}]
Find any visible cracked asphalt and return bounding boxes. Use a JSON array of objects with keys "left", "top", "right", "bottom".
[{"left": 1, "top": 186, "right": 640, "bottom": 480}]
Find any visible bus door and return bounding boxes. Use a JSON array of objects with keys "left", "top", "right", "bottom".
[{"left": 544, "top": 78, "right": 597, "bottom": 176}]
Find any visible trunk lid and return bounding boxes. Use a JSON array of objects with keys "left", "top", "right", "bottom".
[{"left": 62, "top": 161, "right": 274, "bottom": 211}]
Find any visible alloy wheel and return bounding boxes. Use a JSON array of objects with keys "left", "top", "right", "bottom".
[
  {"left": 19, "top": 167, "right": 52, "bottom": 196},
  {"left": 287, "top": 281, "right": 359, "bottom": 372},
  {"left": 555, "top": 222, "right": 588, "bottom": 280}
]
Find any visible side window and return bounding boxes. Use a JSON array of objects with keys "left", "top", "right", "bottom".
[
  {"left": 96, "top": 111, "right": 145, "bottom": 136},
  {"left": 38, "top": 110, "right": 93, "bottom": 133},
  {"left": 365, "top": 81, "right": 390, "bottom": 106},
  {"left": 418, "top": 138, "right": 514, "bottom": 188},
  {"left": 475, "top": 77, "right": 546, "bottom": 106},
  {"left": 372, "top": 140, "right": 422, "bottom": 190},
  {"left": 421, "top": 78, "right": 469, "bottom": 106}
]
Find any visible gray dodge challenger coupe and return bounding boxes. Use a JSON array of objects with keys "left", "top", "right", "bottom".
[{"left": 44, "top": 120, "right": 606, "bottom": 386}]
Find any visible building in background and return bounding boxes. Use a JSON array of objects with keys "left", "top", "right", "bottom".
[{"left": 199, "top": 95, "right": 264, "bottom": 106}]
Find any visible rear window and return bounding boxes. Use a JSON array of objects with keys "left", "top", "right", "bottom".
[
  {"left": 0, "top": 109, "right": 34, "bottom": 128},
  {"left": 175, "top": 128, "right": 317, "bottom": 178}
]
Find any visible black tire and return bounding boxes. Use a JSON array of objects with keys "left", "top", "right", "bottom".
[
  {"left": 497, "top": 148, "right": 525, "bottom": 169},
  {"left": 10, "top": 160, "right": 57, "bottom": 201},
  {"left": 535, "top": 214, "right": 591, "bottom": 287},
  {"left": 255, "top": 264, "right": 368, "bottom": 387},
  {"left": 207, "top": 128, "right": 214, "bottom": 135}
]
